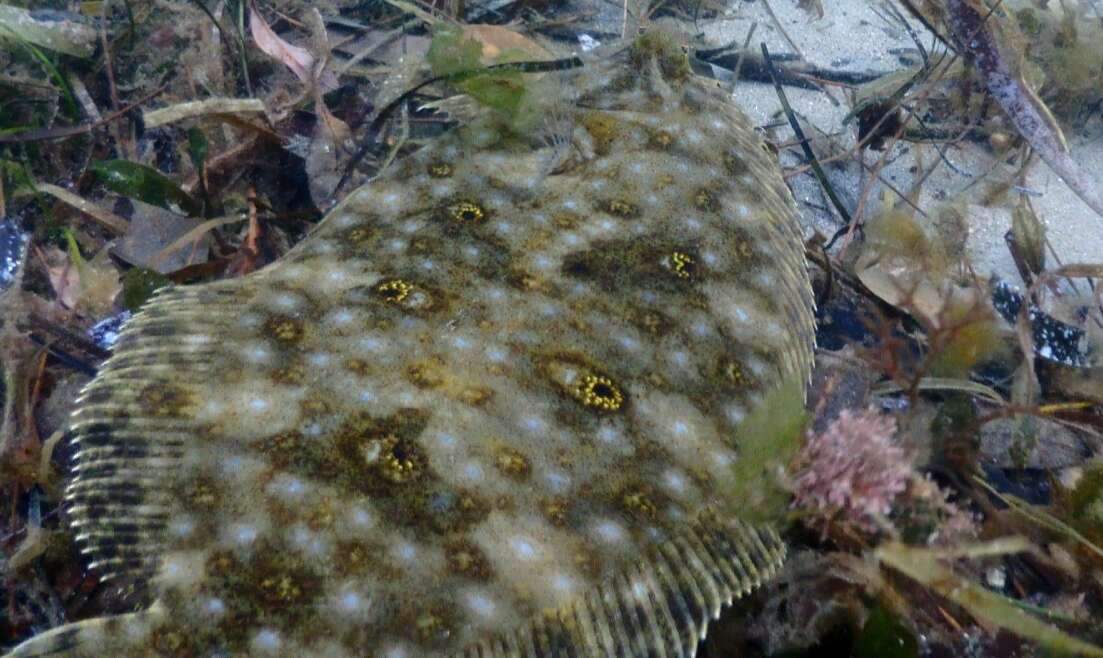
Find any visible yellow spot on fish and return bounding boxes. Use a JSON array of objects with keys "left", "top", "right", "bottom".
[
  {"left": 449, "top": 201, "right": 486, "bottom": 223},
  {"left": 574, "top": 374, "right": 623, "bottom": 411},
  {"left": 603, "top": 199, "right": 639, "bottom": 218},
  {"left": 543, "top": 498, "right": 569, "bottom": 526},
  {"left": 446, "top": 539, "right": 491, "bottom": 578},
  {"left": 494, "top": 446, "right": 531, "bottom": 478},
  {"left": 362, "top": 434, "right": 424, "bottom": 483},
  {"left": 693, "top": 188, "right": 718, "bottom": 212},
  {"left": 428, "top": 162, "right": 453, "bottom": 178},
  {"left": 669, "top": 251, "right": 696, "bottom": 279},
  {"left": 264, "top": 315, "right": 304, "bottom": 344},
  {"left": 622, "top": 488, "right": 657, "bottom": 517},
  {"left": 345, "top": 227, "right": 374, "bottom": 246},
  {"left": 377, "top": 279, "right": 413, "bottom": 303},
  {"left": 650, "top": 130, "right": 674, "bottom": 148},
  {"left": 720, "top": 358, "right": 756, "bottom": 389},
  {"left": 344, "top": 358, "right": 372, "bottom": 376},
  {"left": 272, "top": 365, "right": 305, "bottom": 385}
]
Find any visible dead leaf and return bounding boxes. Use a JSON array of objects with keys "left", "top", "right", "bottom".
[
  {"left": 41, "top": 246, "right": 80, "bottom": 310},
  {"left": 249, "top": 1, "right": 336, "bottom": 91},
  {"left": 40, "top": 243, "right": 120, "bottom": 317},
  {"left": 314, "top": 91, "right": 350, "bottom": 144},
  {"left": 462, "top": 24, "right": 552, "bottom": 62},
  {"left": 117, "top": 201, "right": 211, "bottom": 274},
  {"left": 855, "top": 257, "right": 984, "bottom": 329}
]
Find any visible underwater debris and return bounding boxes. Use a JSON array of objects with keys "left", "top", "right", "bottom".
[
  {"left": 86, "top": 311, "right": 131, "bottom": 351},
  {"left": 0, "top": 218, "right": 28, "bottom": 290},
  {"left": 944, "top": 0, "right": 1103, "bottom": 221},
  {"left": 991, "top": 278, "right": 1090, "bottom": 368}
]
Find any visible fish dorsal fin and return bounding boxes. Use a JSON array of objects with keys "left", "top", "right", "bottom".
[
  {"left": 4, "top": 609, "right": 161, "bottom": 658},
  {"left": 453, "top": 518, "right": 785, "bottom": 657}
]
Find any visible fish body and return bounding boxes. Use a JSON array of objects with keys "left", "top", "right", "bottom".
[{"left": 6, "top": 30, "right": 814, "bottom": 658}]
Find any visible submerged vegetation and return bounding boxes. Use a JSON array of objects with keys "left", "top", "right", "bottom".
[{"left": 0, "top": 0, "right": 1101, "bottom": 656}]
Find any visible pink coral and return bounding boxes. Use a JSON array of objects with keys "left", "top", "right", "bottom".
[{"left": 792, "top": 408, "right": 909, "bottom": 530}]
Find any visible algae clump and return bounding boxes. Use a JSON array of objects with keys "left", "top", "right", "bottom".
[{"left": 718, "top": 380, "right": 808, "bottom": 525}]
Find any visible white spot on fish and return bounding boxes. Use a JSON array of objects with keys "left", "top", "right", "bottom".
[
  {"left": 594, "top": 520, "right": 626, "bottom": 544},
  {"left": 510, "top": 536, "right": 539, "bottom": 560},
  {"left": 393, "top": 541, "right": 417, "bottom": 562},
  {"left": 231, "top": 524, "right": 258, "bottom": 546},
  {"left": 462, "top": 461, "right": 485, "bottom": 482},
  {"left": 664, "top": 470, "right": 688, "bottom": 494},
  {"left": 251, "top": 629, "right": 281, "bottom": 653},
  {"left": 465, "top": 590, "right": 497, "bottom": 618},
  {"left": 338, "top": 591, "right": 365, "bottom": 612},
  {"left": 545, "top": 469, "right": 571, "bottom": 492},
  {"left": 348, "top": 506, "right": 374, "bottom": 528}
]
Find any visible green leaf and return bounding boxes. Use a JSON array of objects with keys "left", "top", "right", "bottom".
[
  {"left": 0, "top": 24, "right": 80, "bottom": 119},
  {"left": 186, "top": 127, "right": 210, "bottom": 216},
  {"left": 121, "top": 267, "right": 171, "bottom": 311},
  {"left": 186, "top": 127, "right": 208, "bottom": 174},
  {"left": 90, "top": 160, "right": 200, "bottom": 216},
  {"left": 855, "top": 604, "right": 919, "bottom": 658},
  {"left": 877, "top": 541, "right": 1103, "bottom": 657},
  {"left": 63, "top": 228, "right": 85, "bottom": 268}
]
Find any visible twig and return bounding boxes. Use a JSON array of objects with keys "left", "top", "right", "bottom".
[
  {"left": 761, "top": 43, "right": 852, "bottom": 226},
  {"left": 99, "top": 0, "right": 128, "bottom": 161},
  {"left": 760, "top": 0, "right": 804, "bottom": 60},
  {"left": 0, "top": 85, "right": 166, "bottom": 144},
  {"left": 730, "top": 22, "right": 757, "bottom": 94},
  {"left": 27, "top": 314, "right": 111, "bottom": 361}
]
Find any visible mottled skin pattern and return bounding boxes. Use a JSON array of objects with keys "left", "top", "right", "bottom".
[{"left": 6, "top": 31, "right": 814, "bottom": 658}]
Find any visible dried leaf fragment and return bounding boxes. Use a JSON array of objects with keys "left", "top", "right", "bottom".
[
  {"left": 248, "top": 1, "right": 337, "bottom": 91},
  {"left": 461, "top": 24, "right": 553, "bottom": 62},
  {"left": 142, "top": 98, "right": 268, "bottom": 129}
]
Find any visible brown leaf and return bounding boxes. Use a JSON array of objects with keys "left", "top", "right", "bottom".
[
  {"left": 41, "top": 246, "right": 80, "bottom": 310},
  {"left": 461, "top": 24, "right": 552, "bottom": 62},
  {"left": 40, "top": 244, "right": 120, "bottom": 316},
  {"left": 249, "top": 1, "right": 318, "bottom": 86}
]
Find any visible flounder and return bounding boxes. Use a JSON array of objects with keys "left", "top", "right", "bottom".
[{"left": 5, "top": 29, "right": 814, "bottom": 658}]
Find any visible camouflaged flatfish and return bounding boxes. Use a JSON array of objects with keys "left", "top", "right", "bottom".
[{"left": 5, "top": 30, "right": 815, "bottom": 658}]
